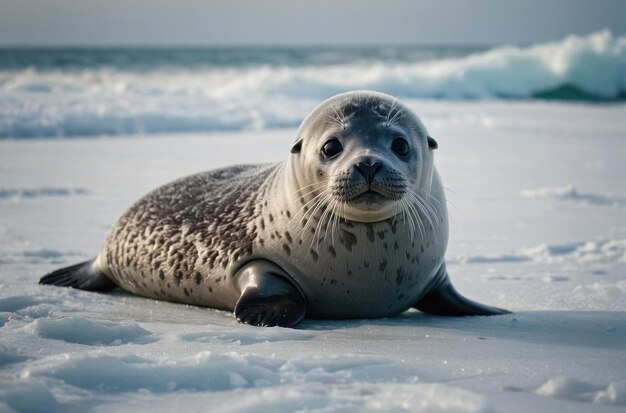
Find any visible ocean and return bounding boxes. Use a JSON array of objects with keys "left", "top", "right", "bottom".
[{"left": 0, "top": 30, "right": 624, "bottom": 138}]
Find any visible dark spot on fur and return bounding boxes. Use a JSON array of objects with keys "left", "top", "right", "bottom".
[
  {"left": 328, "top": 245, "right": 336, "bottom": 258},
  {"left": 364, "top": 260, "right": 369, "bottom": 268},
  {"left": 269, "top": 213, "right": 274, "bottom": 222},
  {"left": 285, "top": 231, "right": 293, "bottom": 243},
  {"left": 194, "top": 272, "right": 202, "bottom": 285},
  {"left": 282, "top": 244, "right": 291, "bottom": 256},
  {"left": 339, "top": 229, "right": 357, "bottom": 252},
  {"left": 396, "top": 268, "right": 404, "bottom": 285},
  {"left": 379, "top": 260, "right": 387, "bottom": 271},
  {"left": 366, "top": 224, "right": 375, "bottom": 242},
  {"left": 310, "top": 249, "right": 319, "bottom": 261}
]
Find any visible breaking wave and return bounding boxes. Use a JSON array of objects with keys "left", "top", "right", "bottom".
[{"left": 1, "top": 31, "right": 624, "bottom": 138}]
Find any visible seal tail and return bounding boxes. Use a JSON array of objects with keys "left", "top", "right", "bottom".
[{"left": 39, "top": 258, "right": 117, "bottom": 291}]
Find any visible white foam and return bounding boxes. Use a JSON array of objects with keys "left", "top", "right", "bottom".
[{"left": 1, "top": 31, "right": 624, "bottom": 138}]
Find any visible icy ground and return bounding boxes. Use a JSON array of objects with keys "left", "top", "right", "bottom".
[{"left": 0, "top": 101, "right": 625, "bottom": 412}]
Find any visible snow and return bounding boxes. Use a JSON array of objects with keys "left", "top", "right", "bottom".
[{"left": 0, "top": 101, "right": 625, "bottom": 412}]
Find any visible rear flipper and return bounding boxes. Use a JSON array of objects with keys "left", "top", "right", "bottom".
[
  {"left": 415, "top": 265, "right": 510, "bottom": 316},
  {"left": 39, "top": 259, "right": 117, "bottom": 292}
]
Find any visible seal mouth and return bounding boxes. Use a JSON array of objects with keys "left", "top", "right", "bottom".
[{"left": 350, "top": 189, "right": 389, "bottom": 205}]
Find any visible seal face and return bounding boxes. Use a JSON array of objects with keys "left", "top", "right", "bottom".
[{"left": 40, "top": 91, "right": 509, "bottom": 327}]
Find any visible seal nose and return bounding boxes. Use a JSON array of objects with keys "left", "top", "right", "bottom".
[{"left": 355, "top": 160, "right": 382, "bottom": 185}]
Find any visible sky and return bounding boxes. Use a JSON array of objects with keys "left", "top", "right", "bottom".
[{"left": 0, "top": 0, "right": 625, "bottom": 46}]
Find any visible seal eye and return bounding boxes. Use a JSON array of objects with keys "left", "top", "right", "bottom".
[
  {"left": 321, "top": 139, "right": 343, "bottom": 158},
  {"left": 391, "top": 137, "right": 410, "bottom": 156}
]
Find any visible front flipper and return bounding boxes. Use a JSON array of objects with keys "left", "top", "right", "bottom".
[
  {"left": 415, "top": 265, "right": 510, "bottom": 316},
  {"left": 234, "top": 260, "right": 306, "bottom": 327}
]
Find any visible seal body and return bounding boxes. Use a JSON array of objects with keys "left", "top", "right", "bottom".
[{"left": 40, "top": 91, "right": 507, "bottom": 326}]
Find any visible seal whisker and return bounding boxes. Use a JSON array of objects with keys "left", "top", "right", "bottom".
[
  {"left": 302, "top": 189, "right": 334, "bottom": 247},
  {"left": 406, "top": 192, "right": 438, "bottom": 244},
  {"left": 400, "top": 197, "right": 418, "bottom": 243},
  {"left": 322, "top": 199, "right": 339, "bottom": 249},
  {"left": 323, "top": 114, "right": 343, "bottom": 127},
  {"left": 388, "top": 107, "right": 404, "bottom": 126},
  {"left": 385, "top": 96, "right": 398, "bottom": 128},
  {"left": 409, "top": 188, "right": 441, "bottom": 227},
  {"left": 292, "top": 186, "right": 333, "bottom": 221},
  {"left": 331, "top": 105, "right": 346, "bottom": 130},
  {"left": 330, "top": 199, "right": 345, "bottom": 248},
  {"left": 408, "top": 186, "right": 440, "bottom": 215},
  {"left": 292, "top": 184, "right": 330, "bottom": 205},
  {"left": 405, "top": 195, "right": 425, "bottom": 242},
  {"left": 407, "top": 191, "right": 436, "bottom": 232},
  {"left": 311, "top": 195, "right": 334, "bottom": 250},
  {"left": 292, "top": 180, "right": 329, "bottom": 196}
]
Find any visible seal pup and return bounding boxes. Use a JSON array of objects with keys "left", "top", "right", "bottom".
[{"left": 40, "top": 91, "right": 509, "bottom": 327}]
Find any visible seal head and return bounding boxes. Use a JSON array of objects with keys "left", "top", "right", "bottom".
[{"left": 289, "top": 91, "right": 438, "bottom": 223}]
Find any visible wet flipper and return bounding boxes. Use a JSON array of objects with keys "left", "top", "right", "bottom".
[
  {"left": 234, "top": 260, "right": 306, "bottom": 328},
  {"left": 39, "top": 259, "right": 117, "bottom": 292},
  {"left": 415, "top": 265, "right": 510, "bottom": 316}
]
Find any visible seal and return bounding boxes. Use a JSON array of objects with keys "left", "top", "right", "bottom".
[{"left": 40, "top": 91, "right": 509, "bottom": 327}]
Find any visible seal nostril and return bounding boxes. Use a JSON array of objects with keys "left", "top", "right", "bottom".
[{"left": 355, "top": 160, "right": 383, "bottom": 185}]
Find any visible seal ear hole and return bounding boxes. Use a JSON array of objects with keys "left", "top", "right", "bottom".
[
  {"left": 290, "top": 140, "right": 303, "bottom": 154},
  {"left": 427, "top": 136, "right": 438, "bottom": 150}
]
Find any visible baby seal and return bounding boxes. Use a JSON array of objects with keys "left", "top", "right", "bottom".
[{"left": 40, "top": 91, "right": 509, "bottom": 327}]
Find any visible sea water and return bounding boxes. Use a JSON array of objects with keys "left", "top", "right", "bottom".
[{"left": 0, "top": 30, "right": 624, "bottom": 138}]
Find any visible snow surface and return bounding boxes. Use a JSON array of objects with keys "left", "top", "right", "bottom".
[{"left": 0, "top": 101, "right": 625, "bottom": 412}]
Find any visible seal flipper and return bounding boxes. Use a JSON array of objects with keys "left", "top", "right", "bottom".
[
  {"left": 234, "top": 260, "right": 306, "bottom": 327},
  {"left": 414, "top": 265, "right": 509, "bottom": 316},
  {"left": 39, "top": 259, "right": 117, "bottom": 291}
]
